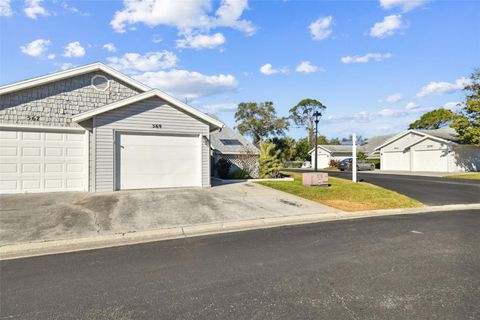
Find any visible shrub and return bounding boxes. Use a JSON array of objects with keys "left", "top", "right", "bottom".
[
  {"left": 216, "top": 158, "right": 231, "bottom": 179},
  {"left": 368, "top": 159, "right": 380, "bottom": 169},
  {"left": 229, "top": 169, "right": 250, "bottom": 179},
  {"left": 259, "top": 141, "right": 282, "bottom": 178},
  {"left": 329, "top": 159, "right": 339, "bottom": 168}
]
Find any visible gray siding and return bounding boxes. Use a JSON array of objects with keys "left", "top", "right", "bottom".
[
  {"left": 93, "top": 97, "right": 210, "bottom": 192},
  {"left": 0, "top": 71, "right": 141, "bottom": 128}
]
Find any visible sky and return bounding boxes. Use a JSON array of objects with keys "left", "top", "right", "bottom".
[{"left": 1, "top": 0, "right": 479, "bottom": 140}]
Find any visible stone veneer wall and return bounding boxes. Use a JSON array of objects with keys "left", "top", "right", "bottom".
[{"left": 0, "top": 71, "right": 142, "bottom": 128}]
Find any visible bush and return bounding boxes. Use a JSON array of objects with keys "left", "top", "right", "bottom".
[
  {"left": 283, "top": 161, "right": 303, "bottom": 168},
  {"left": 368, "top": 159, "right": 380, "bottom": 169},
  {"left": 216, "top": 158, "right": 231, "bottom": 179},
  {"left": 229, "top": 169, "right": 250, "bottom": 179},
  {"left": 259, "top": 141, "right": 282, "bottom": 178},
  {"left": 329, "top": 159, "right": 339, "bottom": 168}
]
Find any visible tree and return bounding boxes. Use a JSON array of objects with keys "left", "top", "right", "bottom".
[
  {"left": 316, "top": 135, "right": 329, "bottom": 145},
  {"left": 328, "top": 137, "right": 342, "bottom": 145},
  {"left": 342, "top": 135, "right": 365, "bottom": 145},
  {"left": 451, "top": 70, "right": 480, "bottom": 145},
  {"left": 289, "top": 99, "right": 327, "bottom": 149},
  {"left": 294, "top": 138, "right": 311, "bottom": 161},
  {"left": 409, "top": 109, "right": 456, "bottom": 130},
  {"left": 235, "top": 102, "right": 289, "bottom": 145},
  {"left": 271, "top": 137, "right": 296, "bottom": 163},
  {"left": 356, "top": 151, "right": 367, "bottom": 159},
  {"left": 258, "top": 141, "right": 282, "bottom": 178}
]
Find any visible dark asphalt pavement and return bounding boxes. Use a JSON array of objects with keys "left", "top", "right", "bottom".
[
  {"left": 1, "top": 210, "right": 479, "bottom": 320},
  {"left": 286, "top": 169, "right": 480, "bottom": 205}
]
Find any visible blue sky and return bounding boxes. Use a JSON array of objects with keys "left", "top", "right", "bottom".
[{"left": 1, "top": 0, "right": 479, "bottom": 140}]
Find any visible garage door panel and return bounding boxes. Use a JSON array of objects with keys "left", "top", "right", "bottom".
[
  {"left": 118, "top": 133, "right": 201, "bottom": 190},
  {"left": 382, "top": 152, "right": 410, "bottom": 171},
  {"left": 0, "top": 129, "right": 86, "bottom": 194},
  {"left": 413, "top": 149, "right": 448, "bottom": 172}
]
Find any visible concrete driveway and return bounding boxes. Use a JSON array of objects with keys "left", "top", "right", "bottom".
[{"left": 0, "top": 182, "right": 337, "bottom": 246}]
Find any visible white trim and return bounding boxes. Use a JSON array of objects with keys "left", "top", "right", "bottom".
[
  {"left": 84, "top": 130, "right": 89, "bottom": 192},
  {"left": 0, "top": 62, "right": 150, "bottom": 95},
  {"left": 402, "top": 135, "right": 454, "bottom": 151},
  {"left": 72, "top": 89, "right": 224, "bottom": 130},
  {"left": 374, "top": 129, "right": 454, "bottom": 151},
  {"left": 0, "top": 123, "right": 86, "bottom": 132},
  {"left": 308, "top": 145, "right": 333, "bottom": 155}
]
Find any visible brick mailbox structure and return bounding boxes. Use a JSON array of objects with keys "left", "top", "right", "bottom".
[{"left": 302, "top": 172, "right": 329, "bottom": 187}]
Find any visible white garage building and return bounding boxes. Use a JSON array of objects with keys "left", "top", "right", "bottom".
[
  {"left": 0, "top": 63, "right": 223, "bottom": 194},
  {"left": 375, "top": 128, "right": 480, "bottom": 173},
  {"left": 308, "top": 145, "right": 353, "bottom": 169}
]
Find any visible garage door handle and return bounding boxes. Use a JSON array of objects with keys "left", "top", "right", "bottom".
[{"left": 120, "top": 145, "right": 124, "bottom": 149}]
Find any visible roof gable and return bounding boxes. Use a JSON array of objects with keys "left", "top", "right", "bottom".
[
  {"left": 375, "top": 129, "right": 457, "bottom": 151},
  {"left": 72, "top": 89, "right": 224, "bottom": 131},
  {"left": 0, "top": 62, "right": 150, "bottom": 95},
  {"left": 210, "top": 124, "right": 260, "bottom": 154}
]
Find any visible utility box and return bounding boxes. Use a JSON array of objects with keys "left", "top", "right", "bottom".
[{"left": 302, "top": 172, "right": 328, "bottom": 186}]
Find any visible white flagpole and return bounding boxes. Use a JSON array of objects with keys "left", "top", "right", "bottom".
[{"left": 352, "top": 133, "right": 357, "bottom": 183}]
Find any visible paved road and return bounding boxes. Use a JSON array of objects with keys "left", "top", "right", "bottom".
[
  {"left": 1, "top": 210, "right": 479, "bottom": 320},
  {"left": 286, "top": 169, "right": 480, "bottom": 205}
]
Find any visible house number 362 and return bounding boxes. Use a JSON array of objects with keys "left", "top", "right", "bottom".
[{"left": 152, "top": 124, "right": 162, "bottom": 129}]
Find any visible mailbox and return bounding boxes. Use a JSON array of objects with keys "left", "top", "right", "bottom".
[{"left": 302, "top": 172, "right": 328, "bottom": 186}]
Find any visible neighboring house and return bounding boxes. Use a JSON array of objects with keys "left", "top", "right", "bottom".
[
  {"left": 210, "top": 124, "right": 260, "bottom": 178},
  {"left": 0, "top": 63, "right": 224, "bottom": 194},
  {"left": 308, "top": 145, "right": 353, "bottom": 169},
  {"left": 375, "top": 128, "right": 480, "bottom": 172},
  {"left": 360, "top": 134, "right": 396, "bottom": 159}
]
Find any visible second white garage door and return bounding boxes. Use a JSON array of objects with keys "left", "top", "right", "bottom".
[
  {"left": 412, "top": 149, "right": 448, "bottom": 172},
  {"left": 117, "top": 133, "right": 201, "bottom": 190},
  {"left": 381, "top": 151, "right": 411, "bottom": 171}
]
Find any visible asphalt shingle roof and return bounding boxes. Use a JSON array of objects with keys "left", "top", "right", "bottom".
[{"left": 210, "top": 124, "right": 260, "bottom": 155}]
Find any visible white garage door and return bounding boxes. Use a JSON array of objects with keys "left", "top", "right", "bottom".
[
  {"left": 381, "top": 151, "right": 410, "bottom": 171},
  {"left": 0, "top": 129, "right": 87, "bottom": 194},
  {"left": 314, "top": 154, "right": 330, "bottom": 169},
  {"left": 117, "top": 133, "right": 201, "bottom": 190},
  {"left": 413, "top": 149, "right": 448, "bottom": 172}
]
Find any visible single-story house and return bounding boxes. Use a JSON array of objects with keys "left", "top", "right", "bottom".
[
  {"left": 375, "top": 128, "right": 480, "bottom": 172},
  {"left": 308, "top": 145, "right": 353, "bottom": 169},
  {"left": 0, "top": 63, "right": 224, "bottom": 194},
  {"left": 210, "top": 124, "right": 260, "bottom": 178}
]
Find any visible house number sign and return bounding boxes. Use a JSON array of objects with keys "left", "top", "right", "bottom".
[{"left": 152, "top": 124, "right": 162, "bottom": 129}]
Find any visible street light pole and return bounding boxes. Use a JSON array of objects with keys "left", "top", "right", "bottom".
[{"left": 313, "top": 111, "right": 321, "bottom": 172}]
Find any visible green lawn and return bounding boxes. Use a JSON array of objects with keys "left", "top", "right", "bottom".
[
  {"left": 446, "top": 173, "right": 480, "bottom": 180},
  {"left": 257, "top": 172, "right": 423, "bottom": 212}
]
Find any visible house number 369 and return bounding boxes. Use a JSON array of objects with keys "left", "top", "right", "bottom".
[{"left": 152, "top": 124, "right": 162, "bottom": 129}]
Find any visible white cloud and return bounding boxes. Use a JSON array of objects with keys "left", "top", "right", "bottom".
[
  {"left": 63, "top": 41, "right": 86, "bottom": 58},
  {"left": 60, "top": 62, "right": 75, "bottom": 70},
  {"left": 152, "top": 34, "right": 163, "bottom": 43},
  {"left": 201, "top": 102, "right": 237, "bottom": 113},
  {"left": 442, "top": 101, "right": 461, "bottom": 110},
  {"left": 260, "top": 63, "right": 288, "bottom": 75},
  {"left": 60, "top": 2, "right": 89, "bottom": 16},
  {"left": 325, "top": 102, "right": 428, "bottom": 124},
  {"left": 309, "top": 16, "right": 333, "bottom": 41},
  {"left": 380, "top": 0, "right": 428, "bottom": 12},
  {"left": 416, "top": 77, "right": 470, "bottom": 98},
  {"left": 382, "top": 93, "right": 403, "bottom": 103},
  {"left": 20, "top": 39, "right": 51, "bottom": 58},
  {"left": 107, "top": 51, "right": 177, "bottom": 73},
  {"left": 296, "top": 61, "right": 318, "bottom": 74},
  {"left": 133, "top": 69, "right": 238, "bottom": 99},
  {"left": 111, "top": 0, "right": 255, "bottom": 36},
  {"left": 0, "top": 0, "right": 13, "bottom": 16},
  {"left": 341, "top": 52, "right": 392, "bottom": 64},
  {"left": 369, "top": 14, "right": 403, "bottom": 38},
  {"left": 404, "top": 102, "right": 420, "bottom": 110},
  {"left": 103, "top": 43, "right": 117, "bottom": 52},
  {"left": 176, "top": 32, "right": 225, "bottom": 49},
  {"left": 24, "top": 0, "right": 49, "bottom": 19}
]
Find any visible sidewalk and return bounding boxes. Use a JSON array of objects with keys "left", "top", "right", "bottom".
[{"left": 2, "top": 203, "right": 479, "bottom": 260}]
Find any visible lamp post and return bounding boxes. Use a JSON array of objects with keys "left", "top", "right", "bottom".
[{"left": 313, "top": 110, "right": 322, "bottom": 172}]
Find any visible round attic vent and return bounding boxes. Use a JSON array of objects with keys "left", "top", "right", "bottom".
[{"left": 91, "top": 75, "right": 110, "bottom": 91}]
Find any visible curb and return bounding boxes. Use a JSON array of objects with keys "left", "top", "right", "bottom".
[{"left": 1, "top": 203, "right": 479, "bottom": 261}]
